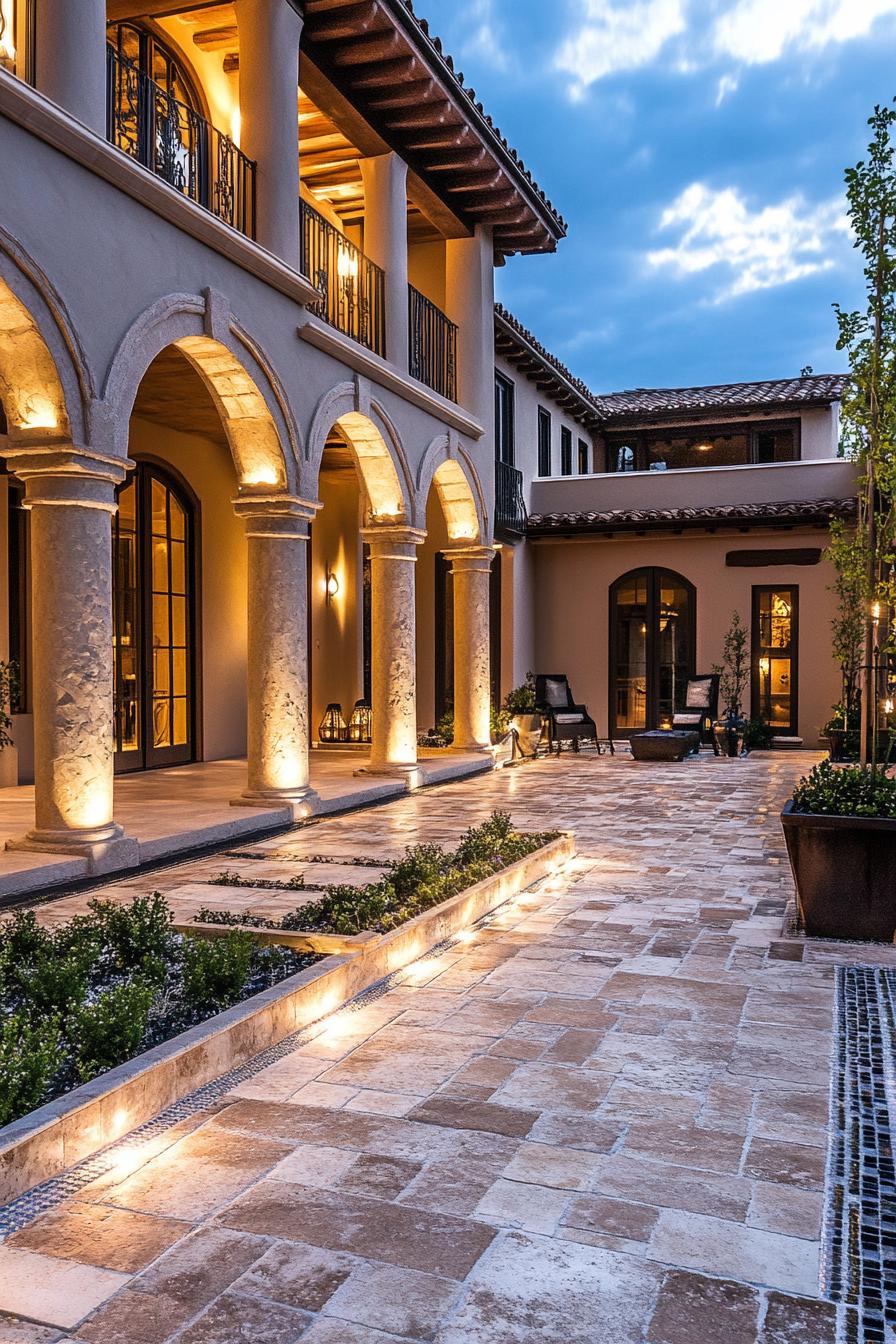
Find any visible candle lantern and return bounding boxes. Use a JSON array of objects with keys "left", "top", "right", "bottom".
[
  {"left": 348, "top": 698, "right": 372, "bottom": 744},
  {"left": 319, "top": 702, "right": 348, "bottom": 743}
]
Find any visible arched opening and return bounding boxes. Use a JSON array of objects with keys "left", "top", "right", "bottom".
[
  {"left": 113, "top": 459, "right": 197, "bottom": 773},
  {"left": 416, "top": 456, "right": 490, "bottom": 737},
  {"left": 120, "top": 345, "right": 248, "bottom": 769},
  {"left": 307, "top": 405, "right": 409, "bottom": 753},
  {"left": 609, "top": 567, "right": 696, "bottom": 738}
]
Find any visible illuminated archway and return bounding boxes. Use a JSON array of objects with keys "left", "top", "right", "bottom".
[
  {"left": 415, "top": 432, "right": 487, "bottom": 543},
  {"left": 307, "top": 382, "right": 412, "bottom": 520}
]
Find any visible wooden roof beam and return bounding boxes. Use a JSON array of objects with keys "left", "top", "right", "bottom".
[{"left": 307, "top": 3, "right": 380, "bottom": 42}]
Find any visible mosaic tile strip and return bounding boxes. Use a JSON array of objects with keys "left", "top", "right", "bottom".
[
  {"left": 825, "top": 966, "right": 896, "bottom": 1344},
  {"left": 0, "top": 878, "right": 538, "bottom": 1239}
]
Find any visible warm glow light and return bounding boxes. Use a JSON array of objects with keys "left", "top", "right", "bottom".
[
  {"left": 326, "top": 571, "right": 340, "bottom": 600},
  {"left": 884, "top": 698, "right": 895, "bottom": 716},
  {"left": 242, "top": 468, "right": 279, "bottom": 487},
  {"left": 230, "top": 106, "right": 241, "bottom": 146},
  {"left": 0, "top": 0, "right": 15, "bottom": 65},
  {"left": 18, "top": 398, "right": 58, "bottom": 431},
  {"left": 872, "top": 601, "right": 882, "bottom": 623},
  {"left": 759, "top": 656, "right": 771, "bottom": 676},
  {"left": 337, "top": 246, "right": 358, "bottom": 282},
  {"left": 695, "top": 442, "right": 714, "bottom": 452}
]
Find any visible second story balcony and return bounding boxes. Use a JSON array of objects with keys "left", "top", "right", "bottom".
[
  {"left": 409, "top": 285, "right": 457, "bottom": 403},
  {"left": 495, "top": 459, "right": 527, "bottom": 537},
  {"left": 300, "top": 200, "right": 386, "bottom": 357},
  {"left": 106, "top": 40, "right": 256, "bottom": 240}
]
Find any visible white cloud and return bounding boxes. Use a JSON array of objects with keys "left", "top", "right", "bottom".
[
  {"left": 646, "top": 182, "right": 851, "bottom": 300},
  {"left": 713, "top": 0, "right": 896, "bottom": 64},
  {"left": 459, "top": 0, "right": 509, "bottom": 71},
  {"left": 554, "top": 0, "right": 685, "bottom": 97},
  {"left": 552, "top": 0, "right": 896, "bottom": 95}
]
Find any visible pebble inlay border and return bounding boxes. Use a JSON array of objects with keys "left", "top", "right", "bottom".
[{"left": 825, "top": 966, "right": 896, "bottom": 1344}]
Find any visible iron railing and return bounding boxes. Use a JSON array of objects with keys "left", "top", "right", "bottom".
[
  {"left": 409, "top": 284, "right": 457, "bottom": 401},
  {"left": 495, "top": 459, "right": 526, "bottom": 536},
  {"left": 106, "top": 44, "right": 256, "bottom": 238},
  {"left": 300, "top": 200, "right": 386, "bottom": 356}
]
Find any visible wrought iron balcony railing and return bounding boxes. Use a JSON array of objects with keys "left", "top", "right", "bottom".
[
  {"left": 300, "top": 201, "right": 386, "bottom": 356},
  {"left": 495, "top": 458, "right": 527, "bottom": 536},
  {"left": 408, "top": 285, "right": 457, "bottom": 402},
  {"left": 106, "top": 44, "right": 256, "bottom": 238}
]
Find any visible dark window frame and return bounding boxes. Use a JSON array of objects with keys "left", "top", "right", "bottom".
[
  {"left": 608, "top": 566, "right": 697, "bottom": 739},
  {"left": 494, "top": 371, "right": 515, "bottom": 466},
  {"left": 577, "top": 437, "right": 589, "bottom": 474},
  {"left": 751, "top": 584, "right": 799, "bottom": 735},
  {"left": 604, "top": 418, "right": 801, "bottom": 473},
  {"left": 537, "top": 406, "right": 552, "bottom": 476},
  {"left": 560, "top": 425, "right": 573, "bottom": 476}
]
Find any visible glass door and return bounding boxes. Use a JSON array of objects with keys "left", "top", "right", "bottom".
[
  {"left": 752, "top": 587, "right": 798, "bottom": 734},
  {"left": 611, "top": 568, "right": 695, "bottom": 736},
  {"left": 114, "top": 462, "right": 196, "bottom": 772}
]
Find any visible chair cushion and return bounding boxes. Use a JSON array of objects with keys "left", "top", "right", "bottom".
[
  {"left": 544, "top": 678, "right": 569, "bottom": 708},
  {"left": 672, "top": 712, "right": 703, "bottom": 726},
  {"left": 685, "top": 678, "right": 713, "bottom": 709},
  {"left": 554, "top": 712, "right": 585, "bottom": 724}
]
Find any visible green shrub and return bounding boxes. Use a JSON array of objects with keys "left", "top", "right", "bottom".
[
  {"left": 83, "top": 893, "right": 174, "bottom": 977},
  {"left": 181, "top": 931, "right": 255, "bottom": 1013},
  {"left": 791, "top": 759, "right": 896, "bottom": 818},
  {"left": 0, "top": 1011, "right": 63, "bottom": 1125},
  {"left": 743, "top": 718, "right": 774, "bottom": 751},
  {"left": 19, "top": 944, "right": 95, "bottom": 1017},
  {"left": 67, "top": 978, "right": 156, "bottom": 1083},
  {"left": 503, "top": 673, "right": 537, "bottom": 715}
]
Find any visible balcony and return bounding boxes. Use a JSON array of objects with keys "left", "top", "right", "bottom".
[
  {"left": 300, "top": 200, "right": 386, "bottom": 357},
  {"left": 409, "top": 285, "right": 457, "bottom": 402},
  {"left": 106, "top": 44, "right": 256, "bottom": 239},
  {"left": 495, "top": 459, "right": 527, "bottom": 536}
]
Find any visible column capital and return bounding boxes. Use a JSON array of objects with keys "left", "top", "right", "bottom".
[
  {"left": 4, "top": 443, "right": 133, "bottom": 511},
  {"left": 446, "top": 544, "right": 496, "bottom": 573},
  {"left": 361, "top": 525, "right": 427, "bottom": 558},
  {"left": 233, "top": 492, "right": 321, "bottom": 538}
]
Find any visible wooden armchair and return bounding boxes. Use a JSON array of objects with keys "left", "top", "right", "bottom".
[
  {"left": 671, "top": 674, "right": 720, "bottom": 745},
  {"left": 534, "top": 674, "right": 614, "bottom": 755}
]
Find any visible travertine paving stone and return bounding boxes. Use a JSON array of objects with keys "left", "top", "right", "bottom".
[{"left": 4, "top": 750, "right": 893, "bottom": 1341}]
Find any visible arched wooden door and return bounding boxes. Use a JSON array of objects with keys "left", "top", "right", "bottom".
[
  {"left": 113, "top": 461, "right": 197, "bottom": 772},
  {"left": 609, "top": 568, "right": 695, "bottom": 737}
]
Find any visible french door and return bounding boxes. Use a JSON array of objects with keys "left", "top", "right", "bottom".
[
  {"left": 113, "top": 461, "right": 197, "bottom": 772},
  {"left": 610, "top": 568, "right": 695, "bottom": 737}
]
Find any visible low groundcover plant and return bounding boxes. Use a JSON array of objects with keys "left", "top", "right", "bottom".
[
  {"left": 0, "top": 893, "right": 314, "bottom": 1128},
  {"left": 790, "top": 759, "right": 896, "bottom": 819},
  {"left": 199, "top": 811, "right": 559, "bottom": 937}
]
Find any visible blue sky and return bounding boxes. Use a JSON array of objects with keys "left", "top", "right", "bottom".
[{"left": 419, "top": 0, "right": 893, "bottom": 393}]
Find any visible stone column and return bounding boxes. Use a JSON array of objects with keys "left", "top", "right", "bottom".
[
  {"left": 236, "top": 0, "right": 302, "bottom": 270},
  {"left": 445, "top": 225, "right": 495, "bottom": 444},
  {"left": 5, "top": 444, "right": 137, "bottom": 871},
  {"left": 234, "top": 494, "right": 319, "bottom": 819},
  {"left": 34, "top": 0, "right": 107, "bottom": 136},
  {"left": 449, "top": 546, "right": 494, "bottom": 751},
  {"left": 362, "top": 526, "right": 424, "bottom": 778},
  {"left": 359, "top": 153, "right": 409, "bottom": 370}
]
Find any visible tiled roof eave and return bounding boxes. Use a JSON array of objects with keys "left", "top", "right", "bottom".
[{"left": 526, "top": 497, "right": 858, "bottom": 537}]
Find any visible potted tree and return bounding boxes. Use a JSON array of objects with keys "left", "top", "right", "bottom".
[
  {"left": 503, "top": 673, "right": 543, "bottom": 758},
  {"left": 782, "top": 760, "right": 896, "bottom": 939},
  {"left": 712, "top": 613, "right": 749, "bottom": 757},
  {"left": 0, "top": 660, "right": 18, "bottom": 788}
]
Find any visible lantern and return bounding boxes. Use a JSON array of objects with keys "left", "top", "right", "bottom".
[
  {"left": 348, "top": 698, "right": 372, "bottom": 744},
  {"left": 319, "top": 702, "right": 348, "bottom": 743}
]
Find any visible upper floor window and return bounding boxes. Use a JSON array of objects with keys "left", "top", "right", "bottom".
[
  {"left": 560, "top": 426, "right": 573, "bottom": 476},
  {"left": 605, "top": 420, "right": 800, "bottom": 473},
  {"left": 108, "top": 23, "right": 202, "bottom": 116},
  {"left": 537, "top": 407, "right": 552, "bottom": 476},
  {"left": 577, "top": 438, "right": 589, "bottom": 474},
  {"left": 495, "top": 373, "right": 515, "bottom": 465},
  {"left": 0, "top": 0, "right": 34, "bottom": 84}
]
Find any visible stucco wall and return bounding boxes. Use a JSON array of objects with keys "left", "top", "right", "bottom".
[
  {"left": 415, "top": 489, "right": 450, "bottom": 733},
  {"left": 310, "top": 471, "right": 363, "bottom": 741},
  {"left": 532, "top": 529, "right": 840, "bottom": 746},
  {"left": 494, "top": 353, "right": 596, "bottom": 492}
]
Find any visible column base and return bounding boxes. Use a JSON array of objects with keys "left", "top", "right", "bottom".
[
  {"left": 450, "top": 742, "right": 495, "bottom": 755},
  {"left": 7, "top": 822, "right": 140, "bottom": 874},
  {"left": 354, "top": 763, "right": 422, "bottom": 790},
  {"left": 233, "top": 787, "right": 320, "bottom": 822}
]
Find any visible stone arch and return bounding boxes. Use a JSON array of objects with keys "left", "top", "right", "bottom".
[
  {"left": 306, "top": 379, "right": 412, "bottom": 521},
  {"left": 101, "top": 291, "right": 300, "bottom": 491},
  {"left": 0, "top": 228, "right": 92, "bottom": 445},
  {"left": 415, "top": 432, "right": 487, "bottom": 542}
]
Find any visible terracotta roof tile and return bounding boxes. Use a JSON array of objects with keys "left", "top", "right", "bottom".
[
  {"left": 594, "top": 375, "right": 847, "bottom": 420},
  {"left": 526, "top": 497, "right": 857, "bottom": 536}
]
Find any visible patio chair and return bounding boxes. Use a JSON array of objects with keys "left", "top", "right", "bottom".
[
  {"left": 534, "top": 674, "right": 614, "bottom": 755},
  {"left": 671, "top": 674, "right": 720, "bottom": 745}
]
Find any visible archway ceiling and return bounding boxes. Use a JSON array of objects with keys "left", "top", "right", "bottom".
[{"left": 131, "top": 347, "right": 229, "bottom": 448}]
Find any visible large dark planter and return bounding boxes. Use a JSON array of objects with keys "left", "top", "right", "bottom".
[
  {"left": 713, "top": 718, "right": 745, "bottom": 758},
  {"left": 781, "top": 800, "right": 896, "bottom": 940}
]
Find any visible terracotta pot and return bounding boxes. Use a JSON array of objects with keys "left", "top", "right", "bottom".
[
  {"left": 781, "top": 801, "right": 896, "bottom": 940},
  {"left": 511, "top": 713, "right": 543, "bottom": 758}
]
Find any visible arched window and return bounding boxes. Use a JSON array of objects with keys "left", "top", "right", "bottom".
[
  {"left": 107, "top": 22, "right": 207, "bottom": 205},
  {"left": 114, "top": 461, "right": 197, "bottom": 772},
  {"left": 609, "top": 568, "right": 695, "bottom": 737}
]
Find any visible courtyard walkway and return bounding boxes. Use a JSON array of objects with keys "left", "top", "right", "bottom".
[{"left": 0, "top": 751, "right": 887, "bottom": 1343}]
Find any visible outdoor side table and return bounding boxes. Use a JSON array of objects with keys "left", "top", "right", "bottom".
[{"left": 629, "top": 730, "right": 700, "bottom": 761}]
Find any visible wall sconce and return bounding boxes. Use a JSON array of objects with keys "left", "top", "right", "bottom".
[
  {"left": 883, "top": 697, "right": 895, "bottom": 717},
  {"left": 348, "top": 698, "right": 372, "bottom": 744},
  {"left": 326, "top": 571, "right": 339, "bottom": 603},
  {"left": 337, "top": 246, "right": 358, "bottom": 283},
  {"left": 759, "top": 656, "right": 771, "bottom": 677},
  {"left": 319, "top": 702, "right": 348, "bottom": 743},
  {"left": 872, "top": 601, "right": 882, "bottom": 626}
]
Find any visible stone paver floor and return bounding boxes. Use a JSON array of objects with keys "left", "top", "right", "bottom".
[{"left": 2, "top": 750, "right": 893, "bottom": 1343}]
